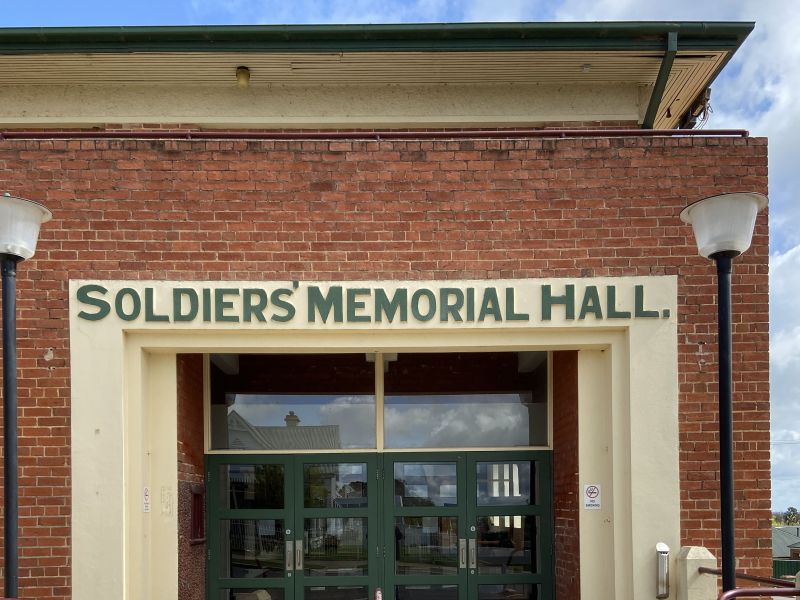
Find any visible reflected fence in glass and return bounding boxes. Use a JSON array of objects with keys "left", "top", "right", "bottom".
[
  {"left": 303, "top": 517, "right": 369, "bottom": 577},
  {"left": 476, "top": 515, "right": 539, "bottom": 575},
  {"left": 394, "top": 516, "right": 459, "bottom": 575},
  {"left": 220, "top": 519, "right": 286, "bottom": 578}
]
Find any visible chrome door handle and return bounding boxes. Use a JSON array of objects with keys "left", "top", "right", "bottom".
[
  {"left": 295, "top": 539, "right": 304, "bottom": 571},
  {"left": 468, "top": 538, "right": 477, "bottom": 569},
  {"left": 459, "top": 538, "right": 467, "bottom": 569},
  {"left": 285, "top": 540, "right": 294, "bottom": 571}
]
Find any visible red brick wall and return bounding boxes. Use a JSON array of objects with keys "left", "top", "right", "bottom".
[
  {"left": 553, "top": 351, "right": 579, "bottom": 599},
  {"left": 177, "top": 354, "right": 205, "bottom": 600},
  {"left": 0, "top": 134, "right": 770, "bottom": 598}
]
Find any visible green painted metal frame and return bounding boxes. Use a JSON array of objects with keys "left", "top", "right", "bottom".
[
  {"left": 642, "top": 31, "right": 678, "bottom": 129},
  {"left": 206, "top": 453, "right": 382, "bottom": 600},
  {"left": 207, "top": 454, "right": 298, "bottom": 599},
  {"left": 0, "top": 22, "right": 753, "bottom": 54},
  {"left": 382, "top": 452, "right": 469, "bottom": 599},
  {"left": 466, "top": 451, "right": 554, "bottom": 600},
  {"left": 292, "top": 453, "right": 381, "bottom": 598},
  {"left": 381, "top": 451, "right": 553, "bottom": 600}
]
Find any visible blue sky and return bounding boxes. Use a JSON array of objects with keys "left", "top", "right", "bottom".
[{"left": 3, "top": 0, "right": 798, "bottom": 512}]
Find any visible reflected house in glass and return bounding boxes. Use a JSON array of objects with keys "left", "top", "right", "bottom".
[{"left": 227, "top": 410, "right": 342, "bottom": 450}]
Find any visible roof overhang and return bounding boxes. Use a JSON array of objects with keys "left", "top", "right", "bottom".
[{"left": 0, "top": 22, "right": 754, "bottom": 130}]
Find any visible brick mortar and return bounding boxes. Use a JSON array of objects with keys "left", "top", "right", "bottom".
[{"left": 0, "top": 135, "right": 770, "bottom": 598}]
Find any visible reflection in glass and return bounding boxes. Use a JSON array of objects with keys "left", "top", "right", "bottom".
[
  {"left": 396, "top": 585, "right": 458, "bottom": 600},
  {"left": 478, "top": 584, "right": 539, "bottom": 600},
  {"left": 220, "top": 464, "right": 284, "bottom": 510},
  {"left": 395, "top": 517, "right": 458, "bottom": 575},
  {"left": 384, "top": 393, "right": 544, "bottom": 448},
  {"left": 476, "top": 515, "right": 538, "bottom": 575},
  {"left": 305, "top": 586, "right": 369, "bottom": 600},
  {"left": 219, "top": 589, "right": 286, "bottom": 600},
  {"left": 215, "top": 394, "right": 376, "bottom": 450},
  {"left": 393, "top": 462, "right": 457, "bottom": 507},
  {"left": 304, "top": 517, "right": 368, "bottom": 576},
  {"left": 221, "top": 520, "right": 285, "bottom": 578},
  {"left": 476, "top": 462, "right": 535, "bottom": 506},
  {"left": 304, "top": 463, "right": 368, "bottom": 508}
]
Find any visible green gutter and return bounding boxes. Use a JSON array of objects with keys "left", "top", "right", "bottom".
[
  {"left": 643, "top": 31, "right": 678, "bottom": 129},
  {"left": 0, "top": 21, "right": 754, "bottom": 54}
]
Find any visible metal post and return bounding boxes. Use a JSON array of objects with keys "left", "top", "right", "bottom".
[
  {"left": 714, "top": 251, "right": 737, "bottom": 592},
  {"left": 1, "top": 253, "right": 19, "bottom": 598}
]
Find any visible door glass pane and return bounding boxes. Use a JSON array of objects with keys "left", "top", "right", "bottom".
[
  {"left": 221, "top": 519, "right": 285, "bottom": 578},
  {"left": 478, "top": 584, "right": 540, "bottom": 599},
  {"left": 304, "top": 517, "right": 368, "bottom": 576},
  {"left": 219, "top": 589, "right": 286, "bottom": 600},
  {"left": 210, "top": 354, "right": 376, "bottom": 450},
  {"left": 395, "top": 516, "right": 458, "bottom": 575},
  {"left": 383, "top": 353, "right": 548, "bottom": 448},
  {"left": 305, "top": 586, "right": 369, "bottom": 600},
  {"left": 476, "top": 461, "right": 535, "bottom": 506},
  {"left": 304, "top": 463, "right": 368, "bottom": 508},
  {"left": 476, "top": 515, "right": 539, "bottom": 575},
  {"left": 393, "top": 462, "right": 457, "bottom": 507},
  {"left": 220, "top": 464, "right": 284, "bottom": 510},
  {"left": 396, "top": 585, "right": 458, "bottom": 600}
]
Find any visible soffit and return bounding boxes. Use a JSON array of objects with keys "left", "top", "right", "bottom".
[{"left": 0, "top": 49, "right": 727, "bottom": 128}]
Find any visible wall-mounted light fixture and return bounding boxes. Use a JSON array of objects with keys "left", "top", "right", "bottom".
[{"left": 236, "top": 66, "right": 251, "bottom": 88}]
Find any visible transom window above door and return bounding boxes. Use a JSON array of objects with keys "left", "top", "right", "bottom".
[{"left": 208, "top": 352, "right": 549, "bottom": 452}]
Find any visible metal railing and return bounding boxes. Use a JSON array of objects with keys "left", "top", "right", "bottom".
[
  {"left": 718, "top": 589, "right": 800, "bottom": 599},
  {"left": 697, "top": 566, "right": 800, "bottom": 599},
  {"left": 698, "top": 566, "right": 797, "bottom": 588}
]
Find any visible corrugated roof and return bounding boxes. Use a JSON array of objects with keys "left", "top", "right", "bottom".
[{"left": 773, "top": 527, "right": 800, "bottom": 557}]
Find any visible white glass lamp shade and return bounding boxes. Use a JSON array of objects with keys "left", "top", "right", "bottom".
[
  {"left": 679, "top": 192, "right": 768, "bottom": 258},
  {"left": 0, "top": 194, "right": 52, "bottom": 260}
]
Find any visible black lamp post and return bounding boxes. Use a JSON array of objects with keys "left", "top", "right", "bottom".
[
  {"left": 0, "top": 193, "right": 51, "bottom": 599},
  {"left": 680, "top": 191, "right": 768, "bottom": 593}
]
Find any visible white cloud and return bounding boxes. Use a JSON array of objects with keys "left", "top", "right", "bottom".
[
  {"left": 770, "top": 244, "right": 800, "bottom": 509},
  {"left": 462, "top": 0, "right": 545, "bottom": 21},
  {"left": 190, "top": 0, "right": 454, "bottom": 24},
  {"left": 192, "top": 0, "right": 798, "bottom": 509}
]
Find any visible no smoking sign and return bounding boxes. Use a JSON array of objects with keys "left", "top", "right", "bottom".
[{"left": 583, "top": 484, "right": 602, "bottom": 510}]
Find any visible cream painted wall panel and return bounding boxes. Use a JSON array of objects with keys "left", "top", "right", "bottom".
[
  {"left": 70, "top": 320, "right": 127, "bottom": 597},
  {"left": 628, "top": 320, "right": 681, "bottom": 599},
  {"left": 69, "top": 276, "right": 678, "bottom": 600},
  {"left": 0, "top": 82, "right": 641, "bottom": 128},
  {"left": 145, "top": 354, "right": 179, "bottom": 600},
  {"left": 578, "top": 347, "right": 617, "bottom": 598},
  {"left": 611, "top": 336, "right": 634, "bottom": 599}
]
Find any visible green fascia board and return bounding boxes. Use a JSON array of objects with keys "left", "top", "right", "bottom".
[{"left": 0, "top": 21, "right": 754, "bottom": 54}]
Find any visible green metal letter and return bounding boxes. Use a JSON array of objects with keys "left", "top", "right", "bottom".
[
  {"left": 541, "top": 284, "right": 575, "bottom": 320},
  {"left": 76, "top": 284, "right": 110, "bottom": 321},
  {"left": 308, "top": 286, "right": 343, "bottom": 323}
]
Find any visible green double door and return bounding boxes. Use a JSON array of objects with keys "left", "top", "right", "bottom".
[{"left": 207, "top": 452, "right": 552, "bottom": 600}]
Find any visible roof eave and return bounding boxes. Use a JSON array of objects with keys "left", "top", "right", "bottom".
[{"left": 0, "top": 21, "right": 754, "bottom": 54}]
